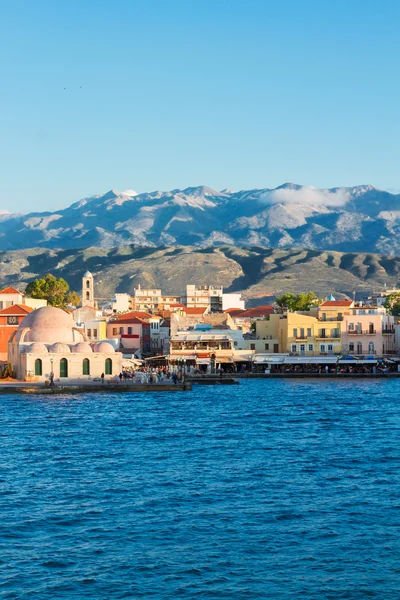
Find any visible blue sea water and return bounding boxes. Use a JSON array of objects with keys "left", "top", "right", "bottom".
[{"left": 0, "top": 379, "right": 400, "bottom": 599}]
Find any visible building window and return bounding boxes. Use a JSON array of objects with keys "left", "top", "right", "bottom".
[
  {"left": 83, "top": 358, "right": 90, "bottom": 375},
  {"left": 300, "top": 344, "right": 305, "bottom": 355},
  {"left": 349, "top": 343, "right": 354, "bottom": 351},
  {"left": 293, "top": 328, "right": 298, "bottom": 338},
  {"left": 322, "top": 313, "right": 326, "bottom": 321},
  {"left": 265, "top": 343, "right": 269, "bottom": 350},
  {"left": 105, "top": 358, "right": 112, "bottom": 375},
  {"left": 368, "top": 342, "right": 374, "bottom": 354},
  {"left": 328, "top": 344, "right": 333, "bottom": 353},
  {"left": 308, "top": 344, "right": 313, "bottom": 351},
  {"left": 119, "top": 327, "right": 124, "bottom": 335},
  {"left": 93, "top": 329, "right": 97, "bottom": 338},
  {"left": 320, "top": 344, "right": 326, "bottom": 352},
  {"left": 250, "top": 343, "right": 255, "bottom": 350},
  {"left": 86, "top": 280, "right": 90, "bottom": 288},
  {"left": 128, "top": 327, "right": 132, "bottom": 334},
  {"left": 349, "top": 323, "right": 354, "bottom": 330},
  {"left": 34, "top": 358, "right": 42, "bottom": 376},
  {"left": 87, "top": 329, "right": 91, "bottom": 338},
  {"left": 307, "top": 328, "right": 312, "bottom": 337},
  {"left": 60, "top": 358, "right": 68, "bottom": 378},
  {"left": 112, "top": 328, "right": 117, "bottom": 335},
  {"left": 86, "top": 291, "right": 90, "bottom": 300},
  {"left": 291, "top": 344, "right": 297, "bottom": 353}
]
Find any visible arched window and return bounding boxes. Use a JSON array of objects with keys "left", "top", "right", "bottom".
[
  {"left": 34, "top": 358, "right": 42, "bottom": 376},
  {"left": 105, "top": 358, "right": 112, "bottom": 375},
  {"left": 86, "top": 280, "right": 90, "bottom": 288},
  {"left": 86, "top": 291, "right": 90, "bottom": 300},
  {"left": 83, "top": 358, "right": 90, "bottom": 375},
  {"left": 60, "top": 358, "right": 68, "bottom": 378}
]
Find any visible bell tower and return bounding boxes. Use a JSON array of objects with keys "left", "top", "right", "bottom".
[{"left": 82, "top": 271, "right": 94, "bottom": 307}]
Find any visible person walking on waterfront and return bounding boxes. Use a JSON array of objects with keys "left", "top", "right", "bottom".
[{"left": 101, "top": 372, "right": 105, "bottom": 384}]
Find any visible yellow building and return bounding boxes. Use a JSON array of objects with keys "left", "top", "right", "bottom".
[
  {"left": 256, "top": 312, "right": 318, "bottom": 355},
  {"left": 315, "top": 300, "right": 354, "bottom": 355}
]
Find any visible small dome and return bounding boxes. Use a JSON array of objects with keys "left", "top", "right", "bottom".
[
  {"left": 328, "top": 294, "right": 336, "bottom": 301},
  {"left": 28, "top": 343, "right": 48, "bottom": 353},
  {"left": 71, "top": 342, "right": 93, "bottom": 353},
  {"left": 49, "top": 342, "right": 71, "bottom": 353},
  {"left": 84, "top": 271, "right": 92, "bottom": 277},
  {"left": 92, "top": 341, "right": 115, "bottom": 353}
]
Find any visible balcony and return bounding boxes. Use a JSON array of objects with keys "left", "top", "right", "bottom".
[
  {"left": 319, "top": 317, "right": 344, "bottom": 322},
  {"left": 348, "top": 330, "right": 376, "bottom": 335},
  {"left": 316, "top": 333, "right": 341, "bottom": 340},
  {"left": 347, "top": 350, "right": 376, "bottom": 355},
  {"left": 295, "top": 336, "right": 307, "bottom": 341},
  {"left": 382, "top": 328, "right": 395, "bottom": 334}
]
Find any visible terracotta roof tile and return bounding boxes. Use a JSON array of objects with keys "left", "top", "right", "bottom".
[
  {"left": 182, "top": 307, "right": 208, "bottom": 315},
  {"left": 0, "top": 286, "right": 22, "bottom": 295},
  {"left": 233, "top": 306, "right": 274, "bottom": 318},
  {"left": 320, "top": 300, "right": 353, "bottom": 307},
  {"left": 0, "top": 304, "right": 34, "bottom": 316}
]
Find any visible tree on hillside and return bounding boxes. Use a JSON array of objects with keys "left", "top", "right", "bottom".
[
  {"left": 275, "top": 291, "right": 321, "bottom": 312},
  {"left": 384, "top": 292, "right": 400, "bottom": 316},
  {"left": 25, "top": 274, "right": 74, "bottom": 308}
]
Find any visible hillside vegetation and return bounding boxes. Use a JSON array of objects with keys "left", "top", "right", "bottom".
[{"left": 0, "top": 245, "right": 398, "bottom": 304}]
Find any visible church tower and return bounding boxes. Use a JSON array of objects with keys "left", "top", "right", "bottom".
[{"left": 82, "top": 271, "right": 94, "bottom": 307}]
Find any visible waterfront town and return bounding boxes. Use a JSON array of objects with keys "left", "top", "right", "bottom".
[{"left": 1, "top": 271, "right": 400, "bottom": 384}]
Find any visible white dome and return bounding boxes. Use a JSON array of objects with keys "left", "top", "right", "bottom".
[
  {"left": 28, "top": 343, "right": 48, "bottom": 353},
  {"left": 48, "top": 342, "right": 71, "bottom": 353},
  {"left": 92, "top": 341, "right": 115, "bottom": 353},
  {"left": 16, "top": 306, "right": 83, "bottom": 344},
  {"left": 84, "top": 271, "right": 92, "bottom": 277},
  {"left": 71, "top": 342, "right": 93, "bottom": 353}
]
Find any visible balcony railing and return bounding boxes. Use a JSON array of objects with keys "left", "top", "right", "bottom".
[
  {"left": 316, "top": 333, "right": 341, "bottom": 339},
  {"left": 347, "top": 349, "right": 376, "bottom": 355},
  {"left": 348, "top": 330, "right": 376, "bottom": 335},
  {"left": 382, "top": 328, "right": 395, "bottom": 334},
  {"left": 319, "top": 317, "right": 344, "bottom": 322}
]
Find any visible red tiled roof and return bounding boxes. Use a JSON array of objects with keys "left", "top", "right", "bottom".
[
  {"left": 233, "top": 306, "right": 274, "bottom": 318},
  {"left": 111, "top": 315, "right": 144, "bottom": 325},
  {"left": 0, "top": 304, "right": 34, "bottom": 316},
  {"left": 0, "top": 286, "right": 22, "bottom": 295},
  {"left": 170, "top": 303, "right": 185, "bottom": 308},
  {"left": 182, "top": 307, "right": 208, "bottom": 315},
  {"left": 224, "top": 308, "right": 245, "bottom": 316},
  {"left": 110, "top": 311, "right": 154, "bottom": 323},
  {"left": 320, "top": 300, "right": 353, "bottom": 307}
]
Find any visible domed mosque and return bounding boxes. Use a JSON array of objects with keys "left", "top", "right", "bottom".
[{"left": 9, "top": 306, "right": 121, "bottom": 382}]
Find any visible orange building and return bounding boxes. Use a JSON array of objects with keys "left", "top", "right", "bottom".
[{"left": 0, "top": 304, "right": 34, "bottom": 362}]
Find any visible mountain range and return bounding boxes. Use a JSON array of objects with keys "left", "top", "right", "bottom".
[
  {"left": 1, "top": 245, "right": 399, "bottom": 304},
  {"left": 1, "top": 183, "right": 400, "bottom": 254}
]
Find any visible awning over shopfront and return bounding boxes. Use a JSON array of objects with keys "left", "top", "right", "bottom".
[
  {"left": 196, "top": 358, "right": 210, "bottom": 365},
  {"left": 169, "top": 354, "right": 197, "bottom": 361}
]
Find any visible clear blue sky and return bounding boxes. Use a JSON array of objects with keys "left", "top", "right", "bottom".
[{"left": 1, "top": 0, "right": 400, "bottom": 212}]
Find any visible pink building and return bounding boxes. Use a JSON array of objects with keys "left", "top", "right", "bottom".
[{"left": 341, "top": 305, "right": 395, "bottom": 356}]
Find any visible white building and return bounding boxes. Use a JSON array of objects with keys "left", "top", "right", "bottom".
[
  {"left": 9, "top": 306, "right": 121, "bottom": 382},
  {"left": 186, "top": 285, "right": 223, "bottom": 312},
  {"left": 110, "top": 293, "right": 132, "bottom": 314},
  {"left": 0, "top": 286, "right": 47, "bottom": 311},
  {"left": 222, "top": 293, "right": 245, "bottom": 311},
  {"left": 131, "top": 286, "right": 181, "bottom": 312}
]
